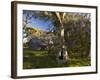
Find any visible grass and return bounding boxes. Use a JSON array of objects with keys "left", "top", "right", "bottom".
[{"left": 23, "top": 48, "right": 91, "bottom": 69}]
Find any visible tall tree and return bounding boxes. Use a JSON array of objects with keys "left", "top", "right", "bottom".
[
  {"left": 23, "top": 11, "right": 70, "bottom": 62},
  {"left": 23, "top": 10, "right": 91, "bottom": 62},
  {"left": 55, "top": 12, "right": 69, "bottom": 61}
]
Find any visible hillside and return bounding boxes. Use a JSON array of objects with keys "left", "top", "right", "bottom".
[{"left": 26, "top": 27, "right": 48, "bottom": 38}]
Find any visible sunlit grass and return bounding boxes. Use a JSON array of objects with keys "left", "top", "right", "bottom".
[{"left": 23, "top": 48, "right": 91, "bottom": 69}]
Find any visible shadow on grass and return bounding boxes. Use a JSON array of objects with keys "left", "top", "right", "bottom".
[{"left": 23, "top": 48, "right": 91, "bottom": 69}]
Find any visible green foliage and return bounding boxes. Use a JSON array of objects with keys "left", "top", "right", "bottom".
[
  {"left": 64, "top": 18, "right": 91, "bottom": 58},
  {"left": 23, "top": 11, "right": 91, "bottom": 68}
]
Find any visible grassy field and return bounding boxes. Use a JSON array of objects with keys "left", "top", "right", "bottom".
[{"left": 23, "top": 48, "right": 91, "bottom": 69}]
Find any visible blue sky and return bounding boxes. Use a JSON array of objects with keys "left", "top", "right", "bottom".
[
  {"left": 23, "top": 10, "right": 91, "bottom": 32},
  {"left": 23, "top": 10, "right": 53, "bottom": 31},
  {"left": 30, "top": 18, "right": 53, "bottom": 31}
]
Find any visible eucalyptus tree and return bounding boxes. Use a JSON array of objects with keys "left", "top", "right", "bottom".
[
  {"left": 23, "top": 10, "right": 91, "bottom": 62},
  {"left": 23, "top": 11, "right": 70, "bottom": 62}
]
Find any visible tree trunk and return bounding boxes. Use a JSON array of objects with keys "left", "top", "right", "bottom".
[{"left": 55, "top": 12, "right": 69, "bottom": 62}]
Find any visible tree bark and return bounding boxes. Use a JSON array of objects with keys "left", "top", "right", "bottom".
[{"left": 55, "top": 12, "right": 69, "bottom": 62}]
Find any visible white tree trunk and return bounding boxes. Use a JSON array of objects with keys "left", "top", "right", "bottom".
[{"left": 55, "top": 12, "right": 69, "bottom": 63}]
